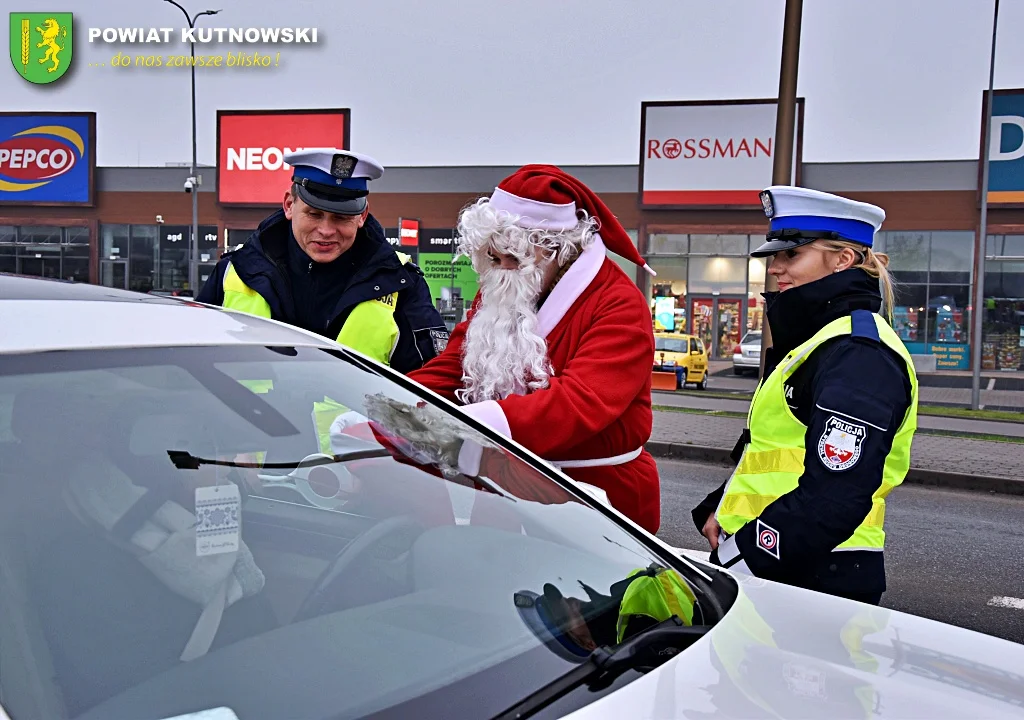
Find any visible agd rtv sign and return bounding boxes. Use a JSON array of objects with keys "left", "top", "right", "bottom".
[
  {"left": 0, "top": 112, "right": 95, "bottom": 205},
  {"left": 983, "top": 89, "right": 1024, "bottom": 206}
]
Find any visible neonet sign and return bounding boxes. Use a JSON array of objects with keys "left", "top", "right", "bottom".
[{"left": 216, "top": 108, "right": 350, "bottom": 206}]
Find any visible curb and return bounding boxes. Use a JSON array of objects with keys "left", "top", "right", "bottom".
[{"left": 645, "top": 441, "right": 1024, "bottom": 497}]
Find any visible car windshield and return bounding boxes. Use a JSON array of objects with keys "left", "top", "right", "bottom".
[
  {"left": 655, "top": 337, "right": 689, "bottom": 353},
  {"left": 740, "top": 332, "right": 762, "bottom": 345},
  {"left": 0, "top": 344, "right": 728, "bottom": 720}
]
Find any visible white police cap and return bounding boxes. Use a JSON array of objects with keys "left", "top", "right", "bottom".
[
  {"left": 752, "top": 185, "right": 885, "bottom": 258},
  {"left": 285, "top": 148, "right": 384, "bottom": 215}
]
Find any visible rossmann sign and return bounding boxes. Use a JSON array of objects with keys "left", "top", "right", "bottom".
[
  {"left": 0, "top": 112, "right": 95, "bottom": 206},
  {"left": 639, "top": 99, "right": 803, "bottom": 208},
  {"left": 216, "top": 109, "right": 350, "bottom": 206}
]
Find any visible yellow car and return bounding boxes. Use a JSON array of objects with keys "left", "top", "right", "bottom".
[{"left": 653, "top": 332, "right": 709, "bottom": 390}]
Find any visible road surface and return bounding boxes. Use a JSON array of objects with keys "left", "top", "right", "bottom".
[{"left": 656, "top": 458, "right": 1024, "bottom": 645}]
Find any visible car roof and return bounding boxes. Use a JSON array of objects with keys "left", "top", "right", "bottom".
[
  {"left": 0, "top": 274, "right": 340, "bottom": 355},
  {"left": 654, "top": 332, "right": 694, "bottom": 339}
]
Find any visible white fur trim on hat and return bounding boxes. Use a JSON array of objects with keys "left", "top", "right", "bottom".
[{"left": 488, "top": 187, "right": 578, "bottom": 231}]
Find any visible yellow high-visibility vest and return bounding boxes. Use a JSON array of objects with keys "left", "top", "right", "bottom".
[
  {"left": 716, "top": 311, "right": 919, "bottom": 552},
  {"left": 616, "top": 566, "right": 698, "bottom": 643},
  {"left": 223, "top": 253, "right": 413, "bottom": 455}
]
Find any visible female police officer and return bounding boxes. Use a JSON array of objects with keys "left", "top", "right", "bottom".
[{"left": 691, "top": 185, "right": 919, "bottom": 606}]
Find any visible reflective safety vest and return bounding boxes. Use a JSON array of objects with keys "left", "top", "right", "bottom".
[
  {"left": 224, "top": 254, "right": 413, "bottom": 456},
  {"left": 716, "top": 311, "right": 919, "bottom": 552},
  {"left": 616, "top": 566, "right": 698, "bottom": 643},
  {"left": 222, "top": 254, "right": 413, "bottom": 368}
]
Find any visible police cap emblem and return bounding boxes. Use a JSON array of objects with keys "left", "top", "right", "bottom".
[
  {"left": 330, "top": 154, "right": 357, "bottom": 179},
  {"left": 759, "top": 190, "right": 775, "bottom": 218}
]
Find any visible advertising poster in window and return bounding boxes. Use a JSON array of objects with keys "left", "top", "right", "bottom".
[
  {"left": 415, "top": 230, "right": 478, "bottom": 323},
  {"left": 653, "top": 297, "right": 676, "bottom": 331},
  {"left": 0, "top": 112, "right": 96, "bottom": 206}
]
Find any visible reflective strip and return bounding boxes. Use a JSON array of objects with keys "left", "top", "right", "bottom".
[
  {"left": 721, "top": 494, "right": 886, "bottom": 530},
  {"left": 550, "top": 446, "right": 642, "bottom": 469},
  {"left": 222, "top": 263, "right": 272, "bottom": 318},
  {"left": 335, "top": 292, "right": 400, "bottom": 366},
  {"left": 735, "top": 447, "right": 805, "bottom": 476},
  {"left": 718, "top": 493, "right": 781, "bottom": 522}
]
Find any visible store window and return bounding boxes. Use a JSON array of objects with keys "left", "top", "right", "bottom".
[
  {"left": 0, "top": 226, "right": 15, "bottom": 275},
  {"left": 607, "top": 229, "right": 640, "bottom": 282},
  {"left": 882, "top": 231, "right": 974, "bottom": 370},
  {"left": 747, "top": 256, "right": 767, "bottom": 332},
  {"left": 650, "top": 257, "right": 687, "bottom": 333},
  {"left": 982, "top": 235, "right": 1024, "bottom": 371},
  {"left": 226, "top": 228, "right": 255, "bottom": 250},
  {"left": 689, "top": 234, "right": 747, "bottom": 256},
  {"left": 129, "top": 226, "right": 159, "bottom": 293},
  {"left": 0, "top": 226, "right": 91, "bottom": 282},
  {"left": 688, "top": 256, "right": 747, "bottom": 295},
  {"left": 647, "top": 234, "right": 687, "bottom": 255}
]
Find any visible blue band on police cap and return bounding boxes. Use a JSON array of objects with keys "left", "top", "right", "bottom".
[
  {"left": 769, "top": 215, "right": 875, "bottom": 247},
  {"left": 291, "top": 165, "right": 369, "bottom": 193}
]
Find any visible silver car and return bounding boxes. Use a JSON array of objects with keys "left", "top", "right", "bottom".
[
  {"left": 733, "top": 331, "right": 763, "bottom": 375},
  {"left": 1, "top": 274, "right": 1022, "bottom": 720}
]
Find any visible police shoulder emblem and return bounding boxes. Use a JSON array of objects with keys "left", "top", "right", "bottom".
[
  {"left": 817, "top": 415, "right": 867, "bottom": 471},
  {"left": 9, "top": 12, "right": 73, "bottom": 84}
]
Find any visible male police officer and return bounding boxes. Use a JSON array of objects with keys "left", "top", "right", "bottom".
[{"left": 197, "top": 148, "right": 449, "bottom": 373}]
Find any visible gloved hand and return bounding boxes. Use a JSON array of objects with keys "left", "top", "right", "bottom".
[{"left": 361, "top": 393, "right": 493, "bottom": 474}]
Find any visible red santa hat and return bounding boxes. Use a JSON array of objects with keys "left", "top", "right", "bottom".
[{"left": 487, "top": 164, "right": 656, "bottom": 276}]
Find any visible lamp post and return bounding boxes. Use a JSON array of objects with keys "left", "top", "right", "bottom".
[
  {"left": 758, "top": 0, "right": 804, "bottom": 377},
  {"left": 162, "top": 0, "right": 220, "bottom": 297},
  {"left": 970, "top": 0, "right": 1000, "bottom": 410}
]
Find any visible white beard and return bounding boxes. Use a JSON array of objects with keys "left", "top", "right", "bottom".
[{"left": 457, "top": 262, "right": 552, "bottom": 404}]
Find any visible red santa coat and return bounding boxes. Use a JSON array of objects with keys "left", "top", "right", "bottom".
[{"left": 408, "top": 236, "right": 661, "bottom": 534}]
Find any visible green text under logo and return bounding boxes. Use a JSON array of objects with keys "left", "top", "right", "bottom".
[{"left": 9, "top": 12, "right": 73, "bottom": 84}]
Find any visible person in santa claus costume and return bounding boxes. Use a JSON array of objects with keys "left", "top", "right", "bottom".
[{"left": 407, "top": 164, "right": 662, "bottom": 534}]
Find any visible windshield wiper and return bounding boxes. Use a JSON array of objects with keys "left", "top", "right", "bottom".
[
  {"left": 166, "top": 448, "right": 392, "bottom": 470},
  {"left": 492, "top": 616, "right": 709, "bottom": 720}
]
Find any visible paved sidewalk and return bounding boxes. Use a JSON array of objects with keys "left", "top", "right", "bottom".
[
  {"left": 705, "top": 361, "right": 1024, "bottom": 410},
  {"left": 651, "top": 409, "right": 1023, "bottom": 481},
  {"left": 652, "top": 390, "right": 1024, "bottom": 438}
]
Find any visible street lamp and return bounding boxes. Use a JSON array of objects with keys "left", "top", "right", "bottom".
[
  {"left": 970, "top": 0, "right": 1000, "bottom": 410},
  {"left": 162, "top": 0, "right": 220, "bottom": 297}
]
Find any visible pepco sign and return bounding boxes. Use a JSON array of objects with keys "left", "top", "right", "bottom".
[
  {"left": 216, "top": 109, "right": 350, "bottom": 206},
  {"left": 0, "top": 112, "right": 95, "bottom": 206}
]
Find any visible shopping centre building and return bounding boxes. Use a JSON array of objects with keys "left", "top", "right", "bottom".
[{"left": 2, "top": 102, "right": 1024, "bottom": 372}]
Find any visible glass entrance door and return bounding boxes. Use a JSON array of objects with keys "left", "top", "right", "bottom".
[
  {"left": 690, "top": 296, "right": 745, "bottom": 359},
  {"left": 100, "top": 259, "right": 128, "bottom": 289}
]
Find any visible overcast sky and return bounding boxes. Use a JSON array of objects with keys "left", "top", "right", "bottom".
[{"left": 4, "top": 0, "right": 1024, "bottom": 168}]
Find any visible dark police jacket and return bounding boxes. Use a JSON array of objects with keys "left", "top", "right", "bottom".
[
  {"left": 691, "top": 269, "right": 913, "bottom": 603},
  {"left": 196, "top": 209, "right": 449, "bottom": 374}
]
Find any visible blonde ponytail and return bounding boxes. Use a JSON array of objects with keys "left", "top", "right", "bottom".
[{"left": 818, "top": 239, "right": 897, "bottom": 323}]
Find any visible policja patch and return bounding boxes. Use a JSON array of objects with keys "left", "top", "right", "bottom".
[
  {"left": 817, "top": 415, "right": 867, "bottom": 471},
  {"left": 429, "top": 328, "right": 450, "bottom": 354}
]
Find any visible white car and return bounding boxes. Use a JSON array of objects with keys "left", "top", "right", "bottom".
[
  {"left": 733, "top": 331, "right": 762, "bottom": 376},
  {"left": 1, "top": 273, "right": 1022, "bottom": 720}
]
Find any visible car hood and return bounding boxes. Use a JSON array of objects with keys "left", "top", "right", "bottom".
[{"left": 563, "top": 569, "right": 1024, "bottom": 719}]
